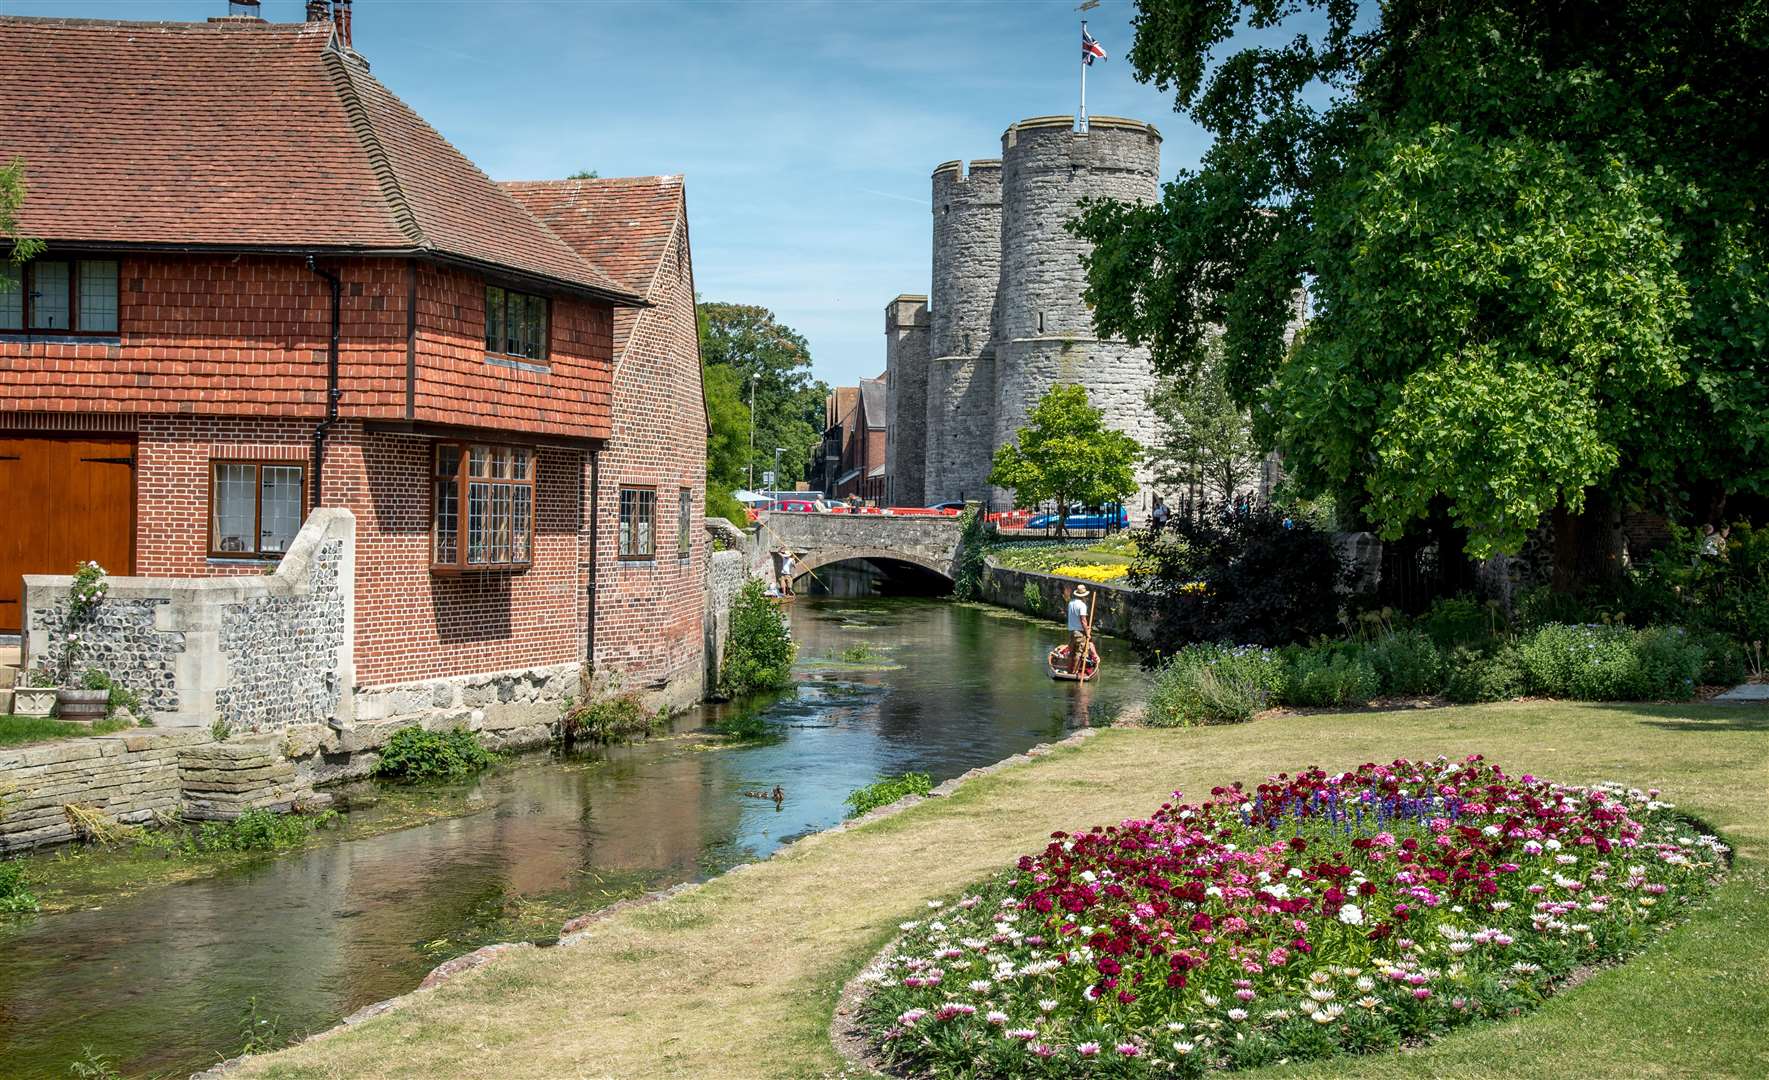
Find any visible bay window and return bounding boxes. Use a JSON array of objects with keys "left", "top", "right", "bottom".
[{"left": 433, "top": 442, "right": 535, "bottom": 572}]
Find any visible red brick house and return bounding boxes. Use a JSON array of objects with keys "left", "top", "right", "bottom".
[
  {"left": 823, "top": 376, "right": 888, "bottom": 504},
  {"left": 504, "top": 176, "right": 708, "bottom": 707},
  {"left": 0, "top": 9, "right": 709, "bottom": 733}
]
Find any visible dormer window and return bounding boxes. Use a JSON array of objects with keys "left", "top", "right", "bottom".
[{"left": 484, "top": 283, "right": 548, "bottom": 361}]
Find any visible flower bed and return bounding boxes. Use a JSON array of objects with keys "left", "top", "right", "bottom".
[
  {"left": 856, "top": 756, "right": 1726, "bottom": 1077},
  {"left": 1051, "top": 563, "right": 1131, "bottom": 583}
]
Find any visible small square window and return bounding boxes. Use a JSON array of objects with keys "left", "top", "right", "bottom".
[
  {"left": 210, "top": 461, "right": 307, "bottom": 559},
  {"left": 619, "top": 487, "right": 657, "bottom": 559},
  {"left": 484, "top": 282, "right": 549, "bottom": 361}
]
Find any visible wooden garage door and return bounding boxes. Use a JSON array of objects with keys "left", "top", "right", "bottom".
[{"left": 0, "top": 437, "right": 135, "bottom": 635}]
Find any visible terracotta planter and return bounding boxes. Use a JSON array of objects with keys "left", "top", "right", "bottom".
[
  {"left": 55, "top": 688, "right": 110, "bottom": 722},
  {"left": 13, "top": 686, "right": 59, "bottom": 718}
]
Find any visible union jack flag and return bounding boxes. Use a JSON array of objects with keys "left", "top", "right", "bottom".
[{"left": 1082, "top": 26, "right": 1107, "bottom": 65}]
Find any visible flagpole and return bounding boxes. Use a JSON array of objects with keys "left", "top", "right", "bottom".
[{"left": 1079, "top": 19, "right": 1089, "bottom": 132}]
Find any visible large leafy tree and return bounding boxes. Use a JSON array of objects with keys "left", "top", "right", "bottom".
[
  {"left": 1072, "top": 0, "right": 1769, "bottom": 580},
  {"left": 989, "top": 384, "right": 1142, "bottom": 534},
  {"left": 702, "top": 359, "right": 752, "bottom": 526},
  {"left": 698, "top": 302, "right": 830, "bottom": 489}
]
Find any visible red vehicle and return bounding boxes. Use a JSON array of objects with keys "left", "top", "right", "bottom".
[{"left": 775, "top": 499, "right": 820, "bottom": 513}]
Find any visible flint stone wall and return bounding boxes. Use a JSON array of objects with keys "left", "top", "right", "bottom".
[
  {"left": 24, "top": 509, "right": 356, "bottom": 731},
  {"left": 704, "top": 547, "right": 750, "bottom": 690}
]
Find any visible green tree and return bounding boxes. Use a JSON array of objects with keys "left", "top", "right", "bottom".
[
  {"left": 702, "top": 359, "right": 752, "bottom": 526},
  {"left": 1072, "top": 0, "right": 1769, "bottom": 582},
  {"left": 988, "top": 384, "right": 1141, "bottom": 535},
  {"left": 1146, "top": 347, "right": 1258, "bottom": 510},
  {"left": 2, "top": 156, "right": 45, "bottom": 293},
  {"left": 567, "top": 169, "right": 599, "bottom": 179},
  {"left": 698, "top": 302, "right": 830, "bottom": 489}
]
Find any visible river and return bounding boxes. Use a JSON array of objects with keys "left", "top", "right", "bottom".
[{"left": 0, "top": 598, "right": 1147, "bottom": 1079}]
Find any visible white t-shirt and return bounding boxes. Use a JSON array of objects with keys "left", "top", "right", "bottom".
[
  {"left": 781, "top": 554, "right": 795, "bottom": 575},
  {"left": 1067, "top": 597, "right": 1087, "bottom": 632}
]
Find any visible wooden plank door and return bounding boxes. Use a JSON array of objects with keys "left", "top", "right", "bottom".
[{"left": 0, "top": 437, "right": 135, "bottom": 635}]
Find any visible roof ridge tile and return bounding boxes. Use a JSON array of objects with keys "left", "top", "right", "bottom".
[{"left": 324, "top": 48, "right": 426, "bottom": 248}]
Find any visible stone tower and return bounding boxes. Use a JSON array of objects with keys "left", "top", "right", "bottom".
[
  {"left": 921, "top": 158, "right": 1002, "bottom": 505},
  {"left": 990, "top": 116, "right": 1162, "bottom": 507},
  {"left": 886, "top": 116, "right": 1164, "bottom": 514},
  {"left": 882, "top": 295, "right": 929, "bottom": 507}
]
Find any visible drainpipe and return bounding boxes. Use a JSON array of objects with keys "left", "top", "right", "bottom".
[
  {"left": 306, "top": 256, "right": 342, "bottom": 511},
  {"left": 587, "top": 448, "right": 601, "bottom": 672}
]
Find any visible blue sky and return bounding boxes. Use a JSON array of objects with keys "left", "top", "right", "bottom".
[{"left": 8, "top": 0, "right": 1212, "bottom": 387}]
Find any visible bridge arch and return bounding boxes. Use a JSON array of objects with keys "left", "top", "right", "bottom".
[{"left": 793, "top": 545, "right": 954, "bottom": 583}]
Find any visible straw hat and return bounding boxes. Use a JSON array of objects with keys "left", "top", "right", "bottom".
[{"left": 1073, "top": 584, "right": 1090, "bottom": 597}]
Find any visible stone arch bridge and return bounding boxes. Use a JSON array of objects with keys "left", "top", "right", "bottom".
[{"left": 749, "top": 511, "right": 964, "bottom": 583}]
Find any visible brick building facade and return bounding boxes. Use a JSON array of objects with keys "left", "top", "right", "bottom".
[
  {"left": 1, "top": 10, "right": 708, "bottom": 723},
  {"left": 814, "top": 377, "right": 888, "bottom": 504},
  {"left": 506, "top": 176, "right": 709, "bottom": 707}
]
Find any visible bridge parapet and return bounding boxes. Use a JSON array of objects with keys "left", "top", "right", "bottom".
[{"left": 751, "top": 512, "right": 964, "bottom": 581}]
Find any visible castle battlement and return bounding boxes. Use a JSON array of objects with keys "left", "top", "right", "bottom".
[{"left": 884, "top": 115, "right": 1165, "bottom": 515}]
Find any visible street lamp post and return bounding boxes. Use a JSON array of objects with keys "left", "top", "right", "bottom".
[
  {"left": 746, "top": 371, "right": 757, "bottom": 492},
  {"left": 774, "top": 447, "right": 785, "bottom": 493}
]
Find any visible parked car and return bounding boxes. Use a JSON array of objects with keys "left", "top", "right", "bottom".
[
  {"left": 926, "top": 501, "right": 966, "bottom": 511},
  {"left": 1026, "top": 506, "right": 1130, "bottom": 530},
  {"left": 775, "top": 499, "right": 820, "bottom": 513}
]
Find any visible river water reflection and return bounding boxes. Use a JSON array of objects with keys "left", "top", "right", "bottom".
[{"left": 0, "top": 598, "right": 1147, "bottom": 1078}]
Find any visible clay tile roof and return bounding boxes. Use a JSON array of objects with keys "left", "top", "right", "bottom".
[
  {"left": 501, "top": 176, "right": 685, "bottom": 297},
  {"left": 0, "top": 15, "right": 639, "bottom": 304}
]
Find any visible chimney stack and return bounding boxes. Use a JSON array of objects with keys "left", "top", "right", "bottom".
[
  {"left": 333, "top": 0, "right": 353, "bottom": 48},
  {"left": 306, "top": 0, "right": 329, "bottom": 22}
]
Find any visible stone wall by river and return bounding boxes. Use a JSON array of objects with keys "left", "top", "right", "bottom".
[{"left": 976, "top": 562, "right": 1153, "bottom": 642}]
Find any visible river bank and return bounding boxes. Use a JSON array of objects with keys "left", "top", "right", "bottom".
[
  {"left": 0, "top": 597, "right": 1146, "bottom": 1079},
  {"left": 223, "top": 699, "right": 1769, "bottom": 1080}
]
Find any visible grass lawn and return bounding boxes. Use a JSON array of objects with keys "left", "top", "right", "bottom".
[
  {"left": 235, "top": 700, "right": 1769, "bottom": 1079},
  {"left": 0, "top": 713, "right": 133, "bottom": 747},
  {"left": 989, "top": 535, "right": 1139, "bottom": 574}
]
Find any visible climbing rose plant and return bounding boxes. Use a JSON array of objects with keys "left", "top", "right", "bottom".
[{"left": 858, "top": 756, "right": 1725, "bottom": 1077}]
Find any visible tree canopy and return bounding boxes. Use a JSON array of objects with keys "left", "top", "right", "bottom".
[
  {"left": 697, "top": 302, "right": 830, "bottom": 490},
  {"left": 1072, "top": 0, "right": 1769, "bottom": 560},
  {"left": 988, "top": 384, "right": 1141, "bottom": 532},
  {"left": 702, "top": 359, "right": 752, "bottom": 526}
]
